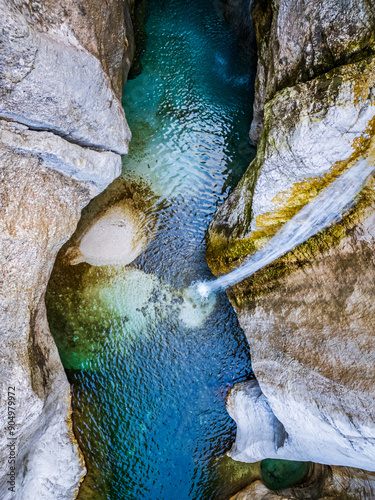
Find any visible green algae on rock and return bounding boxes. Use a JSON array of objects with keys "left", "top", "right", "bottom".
[
  {"left": 208, "top": 55, "right": 375, "bottom": 277},
  {"left": 47, "top": 264, "right": 174, "bottom": 370},
  {"left": 260, "top": 459, "right": 312, "bottom": 490}
]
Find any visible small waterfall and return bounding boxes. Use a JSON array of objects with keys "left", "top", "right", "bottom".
[{"left": 198, "top": 159, "right": 374, "bottom": 298}]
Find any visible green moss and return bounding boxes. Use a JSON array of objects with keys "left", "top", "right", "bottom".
[
  {"left": 212, "top": 456, "right": 262, "bottom": 499},
  {"left": 207, "top": 108, "right": 375, "bottom": 284},
  {"left": 229, "top": 177, "right": 375, "bottom": 306}
]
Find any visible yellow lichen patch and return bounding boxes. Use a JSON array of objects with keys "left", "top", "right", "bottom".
[
  {"left": 65, "top": 391, "right": 86, "bottom": 499},
  {"left": 208, "top": 115, "right": 375, "bottom": 277},
  {"left": 230, "top": 175, "right": 375, "bottom": 306},
  {"left": 353, "top": 56, "right": 375, "bottom": 105},
  {"left": 254, "top": 115, "right": 375, "bottom": 241}
]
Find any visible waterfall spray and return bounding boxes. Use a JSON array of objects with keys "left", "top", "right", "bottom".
[{"left": 198, "top": 159, "right": 374, "bottom": 298}]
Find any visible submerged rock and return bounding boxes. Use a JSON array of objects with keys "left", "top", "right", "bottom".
[
  {"left": 47, "top": 266, "right": 166, "bottom": 370},
  {"left": 46, "top": 263, "right": 217, "bottom": 371},
  {"left": 260, "top": 459, "right": 312, "bottom": 490}
]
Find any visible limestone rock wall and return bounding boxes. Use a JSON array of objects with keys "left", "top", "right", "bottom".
[
  {"left": 0, "top": 1, "right": 133, "bottom": 498},
  {"left": 207, "top": 0, "right": 375, "bottom": 497},
  {"left": 250, "top": 0, "right": 375, "bottom": 142}
]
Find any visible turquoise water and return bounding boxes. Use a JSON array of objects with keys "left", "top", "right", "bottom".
[{"left": 47, "top": 0, "right": 256, "bottom": 498}]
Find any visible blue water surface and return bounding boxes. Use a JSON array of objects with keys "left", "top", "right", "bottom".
[{"left": 47, "top": 0, "right": 256, "bottom": 498}]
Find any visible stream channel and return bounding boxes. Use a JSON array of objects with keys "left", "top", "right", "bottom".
[{"left": 46, "top": 0, "right": 256, "bottom": 498}]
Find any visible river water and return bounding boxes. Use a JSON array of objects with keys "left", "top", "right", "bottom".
[{"left": 46, "top": 0, "right": 256, "bottom": 498}]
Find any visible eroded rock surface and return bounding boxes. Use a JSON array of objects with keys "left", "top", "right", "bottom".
[
  {"left": 63, "top": 177, "right": 158, "bottom": 268},
  {"left": 207, "top": 0, "right": 375, "bottom": 497},
  {"left": 0, "top": 1, "right": 133, "bottom": 498},
  {"left": 0, "top": 0, "right": 132, "bottom": 153},
  {"left": 250, "top": 0, "right": 375, "bottom": 142}
]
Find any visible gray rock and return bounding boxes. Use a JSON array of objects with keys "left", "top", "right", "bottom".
[
  {"left": 0, "top": 0, "right": 134, "bottom": 498},
  {"left": 0, "top": 0, "right": 131, "bottom": 154},
  {"left": 228, "top": 384, "right": 375, "bottom": 499},
  {"left": 0, "top": 121, "right": 121, "bottom": 194},
  {"left": 227, "top": 380, "right": 288, "bottom": 462},
  {"left": 0, "top": 122, "right": 93, "bottom": 498},
  {"left": 250, "top": 0, "right": 375, "bottom": 142},
  {"left": 207, "top": 0, "right": 375, "bottom": 497},
  {"left": 208, "top": 56, "right": 375, "bottom": 471},
  {"left": 209, "top": 55, "right": 375, "bottom": 249},
  {"left": 0, "top": 119, "right": 124, "bottom": 498}
]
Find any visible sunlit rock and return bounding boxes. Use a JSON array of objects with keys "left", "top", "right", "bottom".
[
  {"left": 226, "top": 380, "right": 288, "bottom": 463},
  {"left": 0, "top": 0, "right": 134, "bottom": 497},
  {"left": 67, "top": 201, "right": 152, "bottom": 267},
  {"left": 64, "top": 177, "right": 158, "bottom": 267}
]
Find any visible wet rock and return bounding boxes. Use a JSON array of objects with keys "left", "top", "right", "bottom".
[
  {"left": 46, "top": 263, "right": 217, "bottom": 371},
  {"left": 208, "top": 55, "right": 375, "bottom": 266},
  {"left": 226, "top": 380, "right": 288, "bottom": 462},
  {"left": 208, "top": 56, "right": 375, "bottom": 472},
  {"left": 219, "top": 1, "right": 256, "bottom": 56}
]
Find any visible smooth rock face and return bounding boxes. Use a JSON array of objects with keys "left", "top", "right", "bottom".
[
  {"left": 208, "top": 55, "right": 375, "bottom": 256},
  {"left": 63, "top": 175, "right": 158, "bottom": 268},
  {"left": 0, "top": 122, "right": 122, "bottom": 498},
  {"left": 219, "top": 0, "right": 255, "bottom": 56},
  {"left": 0, "top": 0, "right": 133, "bottom": 498},
  {"left": 227, "top": 380, "right": 288, "bottom": 462},
  {"left": 229, "top": 199, "right": 375, "bottom": 470},
  {"left": 70, "top": 202, "right": 152, "bottom": 267},
  {"left": 0, "top": 134, "right": 121, "bottom": 499},
  {"left": 0, "top": 125, "right": 92, "bottom": 499},
  {"left": 0, "top": 0, "right": 132, "bottom": 154},
  {"left": 250, "top": 0, "right": 375, "bottom": 142},
  {"left": 207, "top": 0, "right": 375, "bottom": 497}
]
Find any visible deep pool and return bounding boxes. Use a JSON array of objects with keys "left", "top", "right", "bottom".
[{"left": 47, "top": 0, "right": 256, "bottom": 498}]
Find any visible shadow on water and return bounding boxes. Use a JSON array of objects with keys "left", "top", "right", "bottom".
[{"left": 46, "top": 0, "right": 257, "bottom": 498}]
